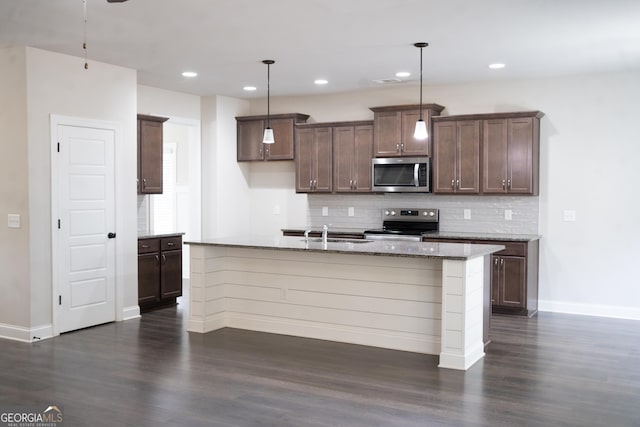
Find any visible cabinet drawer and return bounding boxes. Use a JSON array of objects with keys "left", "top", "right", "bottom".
[
  {"left": 491, "top": 241, "right": 526, "bottom": 257},
  {"left": 161, "top": 236, "right": 182, "bottom": 251},
  {"left": 138, "top": 238, "right": 160, "bottom": 254}
]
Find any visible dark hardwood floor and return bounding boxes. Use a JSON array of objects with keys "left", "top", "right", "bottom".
[{"left": 1, "top": 297, "right": 639, "bottom": 426}]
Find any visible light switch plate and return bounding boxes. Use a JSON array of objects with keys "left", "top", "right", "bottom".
[
  {"left": 8, "top": 214, "right": 21, "bottom": 229},
  {"left": 273, "top": 205, "right": 280, "bottom": 215},
  {"left": 463, "top": 209, "right": 471, "bottom": 220},
  {"left": 322, "top": 206, "right": 329, "bottom": 216},
  {"left": 563, "top": 210, "right": 576, "bottom": 222},
  {"left": 505, "top": 209, "right": 513, "bottom": 220},
  {"left": 348, "top": 207, "right": 355, "bottom": 217}
]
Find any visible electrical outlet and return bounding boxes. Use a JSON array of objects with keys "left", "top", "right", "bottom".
[
  {"left": 505, "top": 209, "right": 513, "bottom": 220},
  {"left": 273, "top": 205, "right": 280, "bottom": 215},
  {"left": 463, "top": 209, "right": 471, "bottom": 220},
  {"left": 348, "top": 207, "right": 355, "bottom": 217},
  {"left": 322, "top": 206, "right": 329, "bottom": 216}
]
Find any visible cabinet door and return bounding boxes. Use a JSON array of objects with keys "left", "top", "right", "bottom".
[
  {"left": 353, "top": 124, "right": 373, "bottom": 191},
  {"left": 400, "top": 109, "right": 429, "bottom": 156},
  {"left": 265, "top": 117, "right": 295, "bottom": 160},
  {"left": 314, "top": 127, "right": 333, "bottom": 192},
  {"left": 237, "top": 119, "right": 265, "bottom": 161},
  {"left": 138, "top": 253, "right": 160, "bottom": 304},
  {"left": 373, "top": 111, "right": 402, "bottom": 157},
  {"left": 507, "top": 117, "right": 534, "bottom": 194},
  {"left": 160, "top": 250, "right": 183, "bottom": 299},
  {"left": 295, "top": 128, "right": 314, "bottom": 192},
  {"left": 500, "top": 256, "right": 526, "bottom": 308},
  {"left": 456, "top": 120, "right": 480, "bottom": 193},
  {"left": 139, "top": 119, "right": 164, "bottom": 193},
  {"left": 482, "top": 119, "right": 509, "bottom": 193},
  {"left": 433, "top": 121, "right": 457, "bottom": 194},
  {"left": 333, "top": 126, "right": 355, "bottom": 192}
]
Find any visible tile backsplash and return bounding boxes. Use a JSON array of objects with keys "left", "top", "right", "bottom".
[
  {"left": 137, "top": 194, "right": 149, "bottom": 235},
  {"left": 308, "top": 194, "right": 539, "bottom": 235}
]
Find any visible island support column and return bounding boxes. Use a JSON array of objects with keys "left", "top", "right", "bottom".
[{"left": 439, "top": 256, "right": 486, "bottom": 370}]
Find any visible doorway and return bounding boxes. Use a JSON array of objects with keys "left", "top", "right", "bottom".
[{"left": 51, "top": 118, "right": 117, "bottom": 333}]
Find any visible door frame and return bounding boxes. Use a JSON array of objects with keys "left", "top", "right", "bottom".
[{"left": 50, "top": 115, "right": 123, "bottom": 336}]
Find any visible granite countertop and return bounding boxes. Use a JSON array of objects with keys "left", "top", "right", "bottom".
[
  {"left": 186, "top": 235, "right": 504, "bottom": 260},
  {"left": 138, "top": 232, "right": 185, "bottom": 239},
  {"left": 282, "top": 227, "right": 540, "bottom": 242}
]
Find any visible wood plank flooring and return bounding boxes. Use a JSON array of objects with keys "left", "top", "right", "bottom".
[{"left": 0, "top": 299, "right": 638, "bottom": 426}]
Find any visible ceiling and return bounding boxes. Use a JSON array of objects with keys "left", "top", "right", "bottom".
[{"left": 1, "top": 0, "right": 639, "bottom": 99}]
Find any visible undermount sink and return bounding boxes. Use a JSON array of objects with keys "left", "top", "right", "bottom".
[{"left": 303, "top": 238, "right": 372, "bottom": 244}]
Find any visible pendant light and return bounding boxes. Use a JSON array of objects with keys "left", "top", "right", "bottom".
[
  {"left": 413, "top": 42, "right": 429, "bottom": 140},
  {"left": 262, "top": 60, "right": 275, "bottom": 144}
]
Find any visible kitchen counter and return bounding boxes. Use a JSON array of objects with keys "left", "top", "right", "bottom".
[
  {"left": 138, "top": 232, "right": 185, "bottom": 239},
  {"left": 186, "top": 236, "right": 504, "bottom": 370},
  {"left": 187, "top": 235, "right": 503, "bottom": 260},
  {"left": 282, "top": 227, "right": 540, "bottom": 242}
]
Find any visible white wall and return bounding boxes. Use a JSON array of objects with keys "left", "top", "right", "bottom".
[
  {"left": 24, "top": 47, "right": 138, "bottom": 333},
  {"left": 241, "top": 70, "right": 640, "bottom": 319},
  {"left": 0, "top": 47, "right": 30, "bottom": 330}
]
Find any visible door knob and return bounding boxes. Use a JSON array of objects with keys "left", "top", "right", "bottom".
[{"left": 108, "top": 232, "right": 116, "bottom": 239}]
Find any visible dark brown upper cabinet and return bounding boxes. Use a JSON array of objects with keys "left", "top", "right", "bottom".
[
  {"left": 432, "top": 118, "right": 481, "bottom": 194},
  {"left": 295, "top": 125, "right": 333, "bottom": 193},
  {"left": 332, "top": 121, "right": 374, "bottom": 193},
  {"left": 236, "top": 113, "right": 309, "bottom": 161},
  {"left": 137, "top": 114, "right": 169, "bottom": 194},
  {"left": 482, "top": 111, "right": 544, "bottom": 195},
  {"left": 370, "top": 104, "right": 445, "bottom": 157}
]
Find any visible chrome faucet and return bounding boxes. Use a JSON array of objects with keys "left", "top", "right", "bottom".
[
  {"left": 322, "top": 224, "right": 329, "bottom": 244},
  {"left": 304, "top": 228, "right": 312, "bottom": 242}
]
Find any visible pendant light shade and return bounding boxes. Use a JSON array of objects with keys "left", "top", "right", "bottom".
[
  {"left": 413, "top": 42, "right": 429, "bottom": 140},
  {"left": 262, "top": 59, "right": 275, "bottom": 144}
]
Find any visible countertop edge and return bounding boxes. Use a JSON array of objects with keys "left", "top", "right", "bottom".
[{"left": 138, "top": 232, "right": 185, "bottom": 239}]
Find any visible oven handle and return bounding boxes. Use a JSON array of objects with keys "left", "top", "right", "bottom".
[{"left": 414, "top": 163, "right": 419, "bottom": 187}]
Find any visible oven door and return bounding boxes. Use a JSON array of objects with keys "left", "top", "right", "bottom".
[{"left": 371, "top": 157, "right": 430, "bottom": 192}]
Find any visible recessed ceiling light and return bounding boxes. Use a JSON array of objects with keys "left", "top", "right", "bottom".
[
  {"left": 243, "top": 86, "right": 257, "bottom": 91},
  {"left": 314, "top": 79, "right": 328, "bottom": 85},
  {"left": 182, "top": 71, "right": 198, "bottom": 77},
  {"left": 395, "top": 71, "right": 411, "bottom": 78},
  {"left": 489, "top": 63, "right": 505, "bottom": 69}
]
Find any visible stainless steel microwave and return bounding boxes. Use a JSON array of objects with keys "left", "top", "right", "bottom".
[{"left": 371, "top": 157, "right": 430, "bottom": 192}]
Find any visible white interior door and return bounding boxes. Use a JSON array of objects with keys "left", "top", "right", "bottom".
[{"left": 56, "top": 124, "right": 116, "bottom": 333}]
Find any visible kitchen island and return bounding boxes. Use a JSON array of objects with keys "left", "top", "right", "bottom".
[{"left": 186, "top": 236, "right": 503, "bottom": 370}]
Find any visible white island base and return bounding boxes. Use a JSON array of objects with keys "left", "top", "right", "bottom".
[{"left": 188, "top": 242, "right": 490, "bottom": 370}]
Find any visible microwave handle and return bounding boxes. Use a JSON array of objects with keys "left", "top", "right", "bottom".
[{"left": 414, "top": 163, "right": 419, "bottom": 187}]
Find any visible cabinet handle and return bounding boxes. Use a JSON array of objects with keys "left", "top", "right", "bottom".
[
  {"left": 265, "top": 146, "right": 270, "bottom": 158},
  {"left": 494, "top": 258, "right": 498, "bottom": 265},
  {"left": 259, "top": 147, "right": 263, "bottom": 157},
  {"left": 456, "top": 179, "right": 460, "bottom": 189},
  {"left": 502, "top": 179, "right": 506, "bottom": 190},
  {"left": 507, "top": 179, "right": 511, "bottom": 190},
  {"left": 500, "top": 258, "right": 504, "bottom": 266},
  {"left": 162, "top": 254, "right": 166, "bottom": 264},
  {"left": 352, "top": 180, "right": 356, "bottom": 190},
  {"left": 143, "top": 178, "right": 147, "bottom": 189},
  {"left": 167, "top": 242, "right": 174, "bottom": 246},
  {"left": 314, "top": 179, "right": 317, "bottom": 189},
  {"left": 141, "top": 244, "right": 150, "bottom": 249},
  {"left": 400, "top": 143, "right": 404, "bottom": 152},
  {"left": 451, "top": 179, "right": 455, "bottom": 189},
  {"left": 396, "top": 143, "right": 400, "bottom": 153},
  {"left": 155, "top": 255, "right": 159, "bottom": 262}
]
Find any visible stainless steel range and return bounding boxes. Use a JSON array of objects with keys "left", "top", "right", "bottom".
[{"left": 364, "top": 208, "right": 439, "bottom": 242}]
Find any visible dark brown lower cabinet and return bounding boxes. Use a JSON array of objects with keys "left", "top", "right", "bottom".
[
  {"left": 138, "top": 235, "right": 182, "bottom": 312},
  {"left": 423, "top": 237, "right": 539, "bottom": 317}
]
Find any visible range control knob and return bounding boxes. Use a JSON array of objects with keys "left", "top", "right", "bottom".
[
  {"left": 390, "top": 210, "right": 396, "bottom": 216},
  {"left": 422, "top": 211, "right": 428, "bottom": 216},
  {"left": 384, "top": 210, "right": 390, "bottom": 216},
  {"left": 429, "top": 211, "right": 435, "bottom": 217}
]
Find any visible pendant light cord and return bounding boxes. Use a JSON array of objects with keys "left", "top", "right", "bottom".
[
  {"left": 83, "top": 0, "right": 88, "bottom": 69},
  {"left": 419, "top": 44, "right": 423, "bottom": 120},
  {"left": 266, "top": 62, "right": 270, "bottom": 128}
]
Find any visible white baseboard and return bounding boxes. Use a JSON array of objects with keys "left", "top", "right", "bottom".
[
  {"left": 539, "top": 300, "right": 640, "bottom": 321},
  {"left": 122, "top": 305, "right": 141, "bottom": 321},
  {"left": 439, "top": 344, "right": 485, "bottom": 370},
  {"left": 187, "top": 313, "right": 225, "bottom": 333},
  {"left": 0, "top": 323, "right": 54, "bottom": 343}
]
